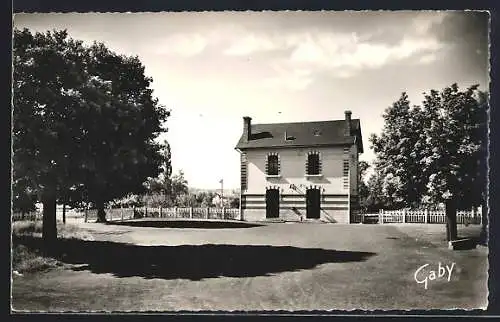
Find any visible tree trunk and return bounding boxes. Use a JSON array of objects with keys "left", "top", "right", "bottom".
[
  {"left": 42, "top": 189, "right": 57, "bottom": 255},
  {"left": 62, "top": 203, "right": 66, "bottom": 224},
  {"left": 96, "top": 199, "right": 107, "bottom": 223},
  {"left": 445, "top": 199, "right": 458, "bottom": 241}
]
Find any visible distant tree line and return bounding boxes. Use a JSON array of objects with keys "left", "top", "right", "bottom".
[{"left": 112, "top": 170, "right": 240, "bottom": 209}]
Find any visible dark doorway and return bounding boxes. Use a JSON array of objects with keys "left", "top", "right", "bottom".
[
  {"left": 266, "top": 188, "right": 280, "bottom": 218},
  {"left": 306, "top": 188, "right": 321, "bottom": 219}
]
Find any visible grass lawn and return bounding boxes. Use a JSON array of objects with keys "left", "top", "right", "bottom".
[{"left": 11, "top": 220, "right": 488, "bottom": 311}]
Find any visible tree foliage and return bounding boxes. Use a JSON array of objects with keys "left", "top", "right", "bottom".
[
  {"left": 357, "top": 161, "right": 370, "bottom": 212},
  {"left": 139, "top": 169, "right": 189, "bottom": 207},
  {"left": 369, "top": 93, "right": 428, "bottom": 208},
  {"left": 13, "top": 28, "right": 170, "bottom": 243},
  {"left": 166, "top": 170, "right": 189, "bottom": 205},
  {"left": 229, "top": 196, "right": 240, "bottom": 209},
  {"left": 369, "top": 84, "right": 488, "bottom": 240}
]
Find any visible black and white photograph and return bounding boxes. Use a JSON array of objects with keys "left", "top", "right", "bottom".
[{"left": 11, "top": 10, "right": 489, "bottom": 312}]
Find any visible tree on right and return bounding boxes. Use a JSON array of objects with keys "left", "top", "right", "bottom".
[{"left": 370, "top": 84, "right": 488, "bottom": 242}]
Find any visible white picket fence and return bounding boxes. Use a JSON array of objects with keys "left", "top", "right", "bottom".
[
  {"left": 12, "top": 210, "right": 83, "bottom": 221},
  {"left": 14, "top": 207, "right": 483, "bottom": 226},
  {"left": 368, "top": 208, "right": 483, "bottom": 225},
  {"left": 83, "top": 206, "right": 241, "bottom": 222},
  {"left": 12, "top": 212, "right": 43, "bottom": 221}
]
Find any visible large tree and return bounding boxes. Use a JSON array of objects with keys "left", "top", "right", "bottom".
[
  {"left": 74, "top": 42, "right": 169, "bottom": 222},
  {"left": 420, "top": 84, "right": 487, "bottom": 241},
  {"left": 13, "top": 29, "right": 90, "bottom": 249},
  {"left": 370, "top": 84, "right": 488, "bottom": 241},
  {"left": 13, "top": 28, "right": 169, "bottom": 246},
  {"left": 370, "top": 93, "right": 428, "bottom": 208}
]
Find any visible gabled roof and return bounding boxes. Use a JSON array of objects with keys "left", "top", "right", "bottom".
[{"left": 235, "top": 119, "right": 363, "bottom": 153}]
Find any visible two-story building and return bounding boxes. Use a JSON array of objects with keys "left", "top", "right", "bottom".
[{"left": 235, "top": 111, "right": 363, "bottom": 223}]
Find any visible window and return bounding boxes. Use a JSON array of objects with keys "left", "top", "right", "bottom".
[
  {"left": 266, "top": 153, "right": 280, "bottom": 176},
  {"left": 306, "top": 152, "right": 321, "bottom": 175}
]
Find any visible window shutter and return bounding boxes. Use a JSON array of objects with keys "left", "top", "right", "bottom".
[
  {"left": 265, "top": 155, "right": 269, "bottom": 175},
  {"left": 241, "top": 153, "right": 247, "bottom": 191},
  {"left": 342, "top": 159, "right": 349, "bottom": 189},
  {"left": 305, "top": 154, "right": 309, "bottom": 175}
]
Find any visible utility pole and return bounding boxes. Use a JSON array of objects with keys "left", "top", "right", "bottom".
[{"left": 220, "top": 178, "right": 224, "bottom": 207}]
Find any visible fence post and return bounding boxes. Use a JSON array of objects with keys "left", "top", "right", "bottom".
[
  {"left": 222, "top": 207, "right": 225, "bottom": 219},
  {"left": 379, "top": 209, "right": 384, "bottom": 224},
  {"left": 174, "top": 207, "right": 178, "bottom": 218},
  {"left": 479, "top": 206, "right": 482, "bottom": 226},
  {"left": 425, "top": 209, "right": 429, "bottom": 224},
  {"left": 206, "top": 207, "right": 210, "bottom": 219},
  {"left": 402, "top": 209, "right": 406, "bottom": 224},
  {"left": 189, "top": 207, "right": 193, "bottom": 219},
  {"left": 84, "top": 205, "right": 88, "bottom": 223},
  {"left": 121, "top": 205, "right": 124, "bottom": 222},
  {"left": 159, "top": 205, "right": 163, "bottom": 218}
]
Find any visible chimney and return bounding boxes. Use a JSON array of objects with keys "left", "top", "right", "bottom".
[
  {"left": 243, "top": 116, "right": 252, "bottom": 141},
  {"left": 344, "top": 110, "right": 352, "bottom": 136}
]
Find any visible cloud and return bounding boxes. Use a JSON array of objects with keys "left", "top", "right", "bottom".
[
  {"left": 153, "top": 33, "right": 208, "bottom": 56},
  {"left": 418, "top": 53, "right": 438, "bottom": 64},
  {"left": 412, "top": 11, "right": 449, "bottom": 36},
  {"left": 262, "top": 68, "right": 314, "bottom": 91},
  {"left": 219, "top": 20, "right": 445, "bottom": 84},
  {"left": 223, "top": 33, "right": 279, "bottom": 56},
  {"left": 145, "top": 12, "right": 448, "bottom": 89},
  {"left": 287, "top": 32, "right": 443, "bottom": 71},
  {"left": 242, "top": 27, "right": 444, "bottom": 89}
]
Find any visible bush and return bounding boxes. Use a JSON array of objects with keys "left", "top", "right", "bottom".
[
  {"left": 133, "top": 209, "right": 145, "bottom": 219},
  {"left": 12, "top": 220, "right": 43, "bottom": 236}
]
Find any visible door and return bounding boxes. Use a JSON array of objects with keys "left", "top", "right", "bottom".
[
  {"left": 266, "top": 188, "right": 280, "bottom": 218},
  {"left": 306, "top": 188, "right": 321, "bottom": 219}
]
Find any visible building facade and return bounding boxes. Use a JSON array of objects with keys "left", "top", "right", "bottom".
[{"left": 235, "top": 111, "right": 363, "bottom": 223}]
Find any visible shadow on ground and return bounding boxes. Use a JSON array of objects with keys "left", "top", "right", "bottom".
[
  {"left": 14, "top": 236, "right": 375, "bottom": 280},
  {"left": 106, "top": 219, "right": 264, "bottom": 229}
]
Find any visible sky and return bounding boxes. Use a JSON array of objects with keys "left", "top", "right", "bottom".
[{"left": 13, "top": 11, "right": 489, "bottom": 190}]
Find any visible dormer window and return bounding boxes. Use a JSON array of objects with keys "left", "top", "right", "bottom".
[
  {"left": 266, "top": 153, "right": 281, "bottom": 176},
  {"left": 284, "top": 131, "right": 295, "bottom": 141},
  {"left": 306, "top": 151, "right": 322, "bottom": 176}
]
